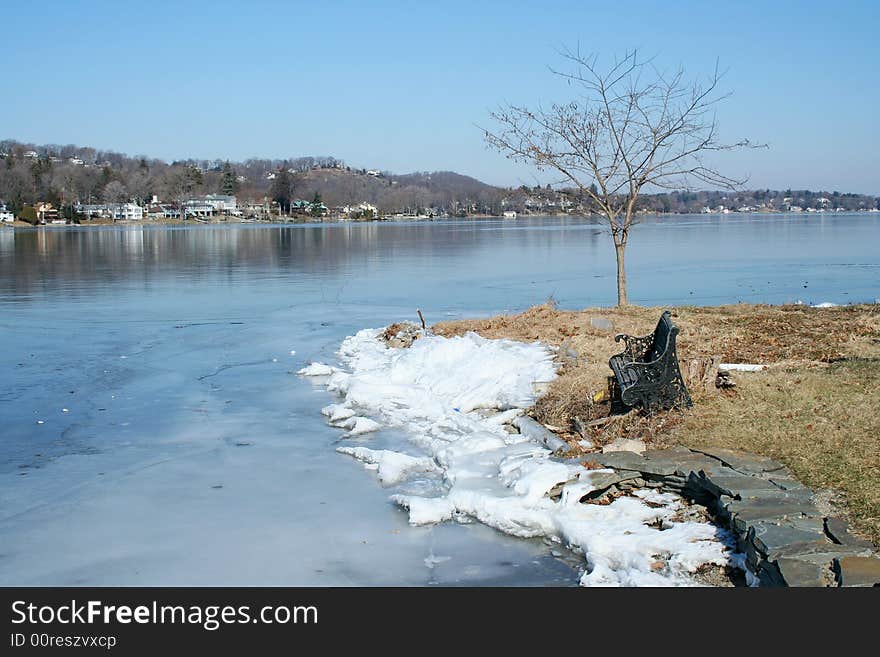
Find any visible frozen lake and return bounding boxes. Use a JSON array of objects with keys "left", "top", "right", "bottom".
[{"left": 1, "top": 213, "right": 878, "bottom": 585}]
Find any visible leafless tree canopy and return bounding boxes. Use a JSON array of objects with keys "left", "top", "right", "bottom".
[{"left": 484, "top": 48, "right": 761, "bottom": 304}]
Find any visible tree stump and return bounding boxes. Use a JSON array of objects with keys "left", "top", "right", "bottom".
[{"left": 683, "top": 356, "right": 722, "bottom": 395}]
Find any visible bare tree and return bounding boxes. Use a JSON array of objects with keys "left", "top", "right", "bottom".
[
  {"left": 102, "top": 180, "right": 128, "bottom": 203},
  {"left": 484, "top": 49, "right": 762, "bottom": 305}
]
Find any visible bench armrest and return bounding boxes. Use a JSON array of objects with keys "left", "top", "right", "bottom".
[
  {"left": 622, "top": 332, "right": 676, "bottom": 376},
  {"left": 614, "top": 332, "right": 649, "bottom": 343},
  {"left": 613, "top": 332, "right": 654, "bottom": 360}
]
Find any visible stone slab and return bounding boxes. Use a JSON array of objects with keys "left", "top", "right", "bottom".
[
  {"left": 773, "top": 546, "right": 873, "bottom": 569},
  {"left": 602, "top": 438, "right": 646, "bottom": 455},
  {"left": 637, "top": 460, "right": 681, "bottom": 477},
  {"left": 767, "top": 477, "right": 812, "bottom": 493},
  {"left": 728, "top": 499, "right": 823, "bottom": 532},
  {"left": 835, "top": 556, "right": 880, "bottom": 587},
  {"left": 749, "top": 522, "right": 829, "bottom": 557},
  {"left": 584, "top": 470, "right": 642, "bottom": 491},
  {"left": 756, "top": 561, "right": 786, "bottom": 586},
  {"left": 594, "top": 451, "right": 650, "bottom": 472},
  {"left": 824, "top": 517, "right": 876, "bottom": 549},
  {"left": 691, "top": 447, "right": 786, "bottom": 475},
  {"left": 775, "top": 557, "right": 830, "bottom": 587},
  {"left": 697, "top": 472, "right": 783, "bottom": 499},
  {"left": 737, "top": 487, "right": 816, "bottom": 503},
  {"left": 643, "top": 447, "right": 695, "bottom": 459},
  {"left": 590, "top": 317, "right": 614, "bottom": 333},
  {"left": 649, "top": 454, "right": 721, "bottom": 478},
  {"left": 726, "top": 493, "right": 818, "bottom": 513},
  {"left": 587, "top": 444, "right": 880, "bottom": 587}
]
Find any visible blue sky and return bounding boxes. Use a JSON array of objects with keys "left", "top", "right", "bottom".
[{"left": 2, "top": 0, "right": 878, "bottom": 192}]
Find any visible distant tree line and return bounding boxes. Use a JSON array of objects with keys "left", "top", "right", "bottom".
[{"left": 1, "top": 140, "right": 877, "bottom": 221}]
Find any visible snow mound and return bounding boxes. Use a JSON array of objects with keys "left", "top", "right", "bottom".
[
  {"left": 321, "top": 403, "right": 356, "bottom": 425},
  {"left": 316, "top": 327, "right": 734, "bottom": 586},
  {"left": 341, "top": 416, "right": 382, "bottom": 436},
  {"left": 337, "top": 446, "right": 441, "bottom": 485},
  {"left": 298, "top": 362, "right": 338, "bottom": 376}
]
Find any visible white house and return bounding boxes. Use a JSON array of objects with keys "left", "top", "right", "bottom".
[
  {"left": 75, "top": 202, "right": 144, "bottom": 221},
  {"left": 342, "top": 202, "right": 378, "bottom": 218},
  {"left": 0, "top": 205, "right": 14, "bottom": 223},
  {"left": 115, "top": 203, "right": 143, "bottom": 221},
  {"left": 23, "top": 150, "right": 38, "bottom": 159},
  {"left": 183, "top": 200, "right": 215, "bottom": 217},
  {"left": 76, "top": 204, "right": 110, "bottom": 219},
  {"left": 203, "top": 194, "right": 238, "bottom": 213},
  {"left": 243, "top": 201, "right": 271, "bottom": 217}
]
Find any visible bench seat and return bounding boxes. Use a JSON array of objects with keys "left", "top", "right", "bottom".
[{"left": 609, "top": 353, "right": 639, "bottom": 387}]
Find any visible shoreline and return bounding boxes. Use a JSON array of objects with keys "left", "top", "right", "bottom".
[
  {"left": 304, "top": 324, "right": 739, "bottom": 586},
  {"left": 5, "top": 208, "right": 878, "bottom": 230},
  {"left": 308, "top": 304, "right": 879, "bottom": 585}
]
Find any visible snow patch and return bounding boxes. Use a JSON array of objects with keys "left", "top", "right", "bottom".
[{"left": 315, "top": 327, "right": 734, "bottom": 586}]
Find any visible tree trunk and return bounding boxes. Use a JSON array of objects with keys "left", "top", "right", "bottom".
[{"left": 615, "top": 241, "right": 627, "bottom": 306}]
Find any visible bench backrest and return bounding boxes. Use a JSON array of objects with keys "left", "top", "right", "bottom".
[{"left": 648, "top": 312, "right": 677, "bottom": 362}]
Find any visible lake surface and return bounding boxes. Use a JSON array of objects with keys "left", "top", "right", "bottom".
[{"left": 1, "top": 213, "right": 878, "bottom": 585}]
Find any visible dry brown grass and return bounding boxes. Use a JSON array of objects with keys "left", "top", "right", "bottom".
[
  {"left": 673, "top": 359, "right": 880, "bottom": 545},
  {"left": 433, "top": 302, "right": 880, "bottom": 542},
  {"left": 436, "top": 301, "right": 880, "bottom": 364}
]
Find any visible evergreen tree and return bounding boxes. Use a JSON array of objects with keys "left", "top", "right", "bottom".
[
  {"left": 311, "top": 192, "right": 323, "bottom": 216},
  {"left": 271, "top": 169, "right": 292, "bottom": 213},
  {"left": 187, "top": 166, "right": 203, "bottom": 190},
  {"left": 221, "top": 161, "right": 239, "bottom": 195}
]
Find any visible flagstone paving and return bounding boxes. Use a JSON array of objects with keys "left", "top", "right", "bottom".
[{"left": 588, "top": 447, "right": 880, "bottom": 586}]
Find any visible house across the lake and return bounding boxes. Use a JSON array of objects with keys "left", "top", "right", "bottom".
[
  {"left": 183, "top": 199, "right": 214, "bottom": 217},
  {"left": 36, "top": 202, "right": 59, "bottom": 224},
  {"left": 202, "top": 194, "right": 239, "bottom": 214},
  {"left": 75, "top": 203, "right": 144, "bottom": 221}
]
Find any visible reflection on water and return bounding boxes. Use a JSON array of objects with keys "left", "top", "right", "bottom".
[{"left": 2, "top": 214, "right": 878, "bottom": 308}]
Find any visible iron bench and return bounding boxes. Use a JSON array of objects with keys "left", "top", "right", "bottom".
[{"left": 608, "top": 310, "right": 692, "bottom": 412}]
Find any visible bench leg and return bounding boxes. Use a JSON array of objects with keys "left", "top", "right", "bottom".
[{"left": 608, "top": 376, "right": 630, "bottom": 414}]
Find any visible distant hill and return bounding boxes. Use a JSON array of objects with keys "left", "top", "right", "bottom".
[{"left": 0, "top": 139, "right": 509, "bottom": 216}]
